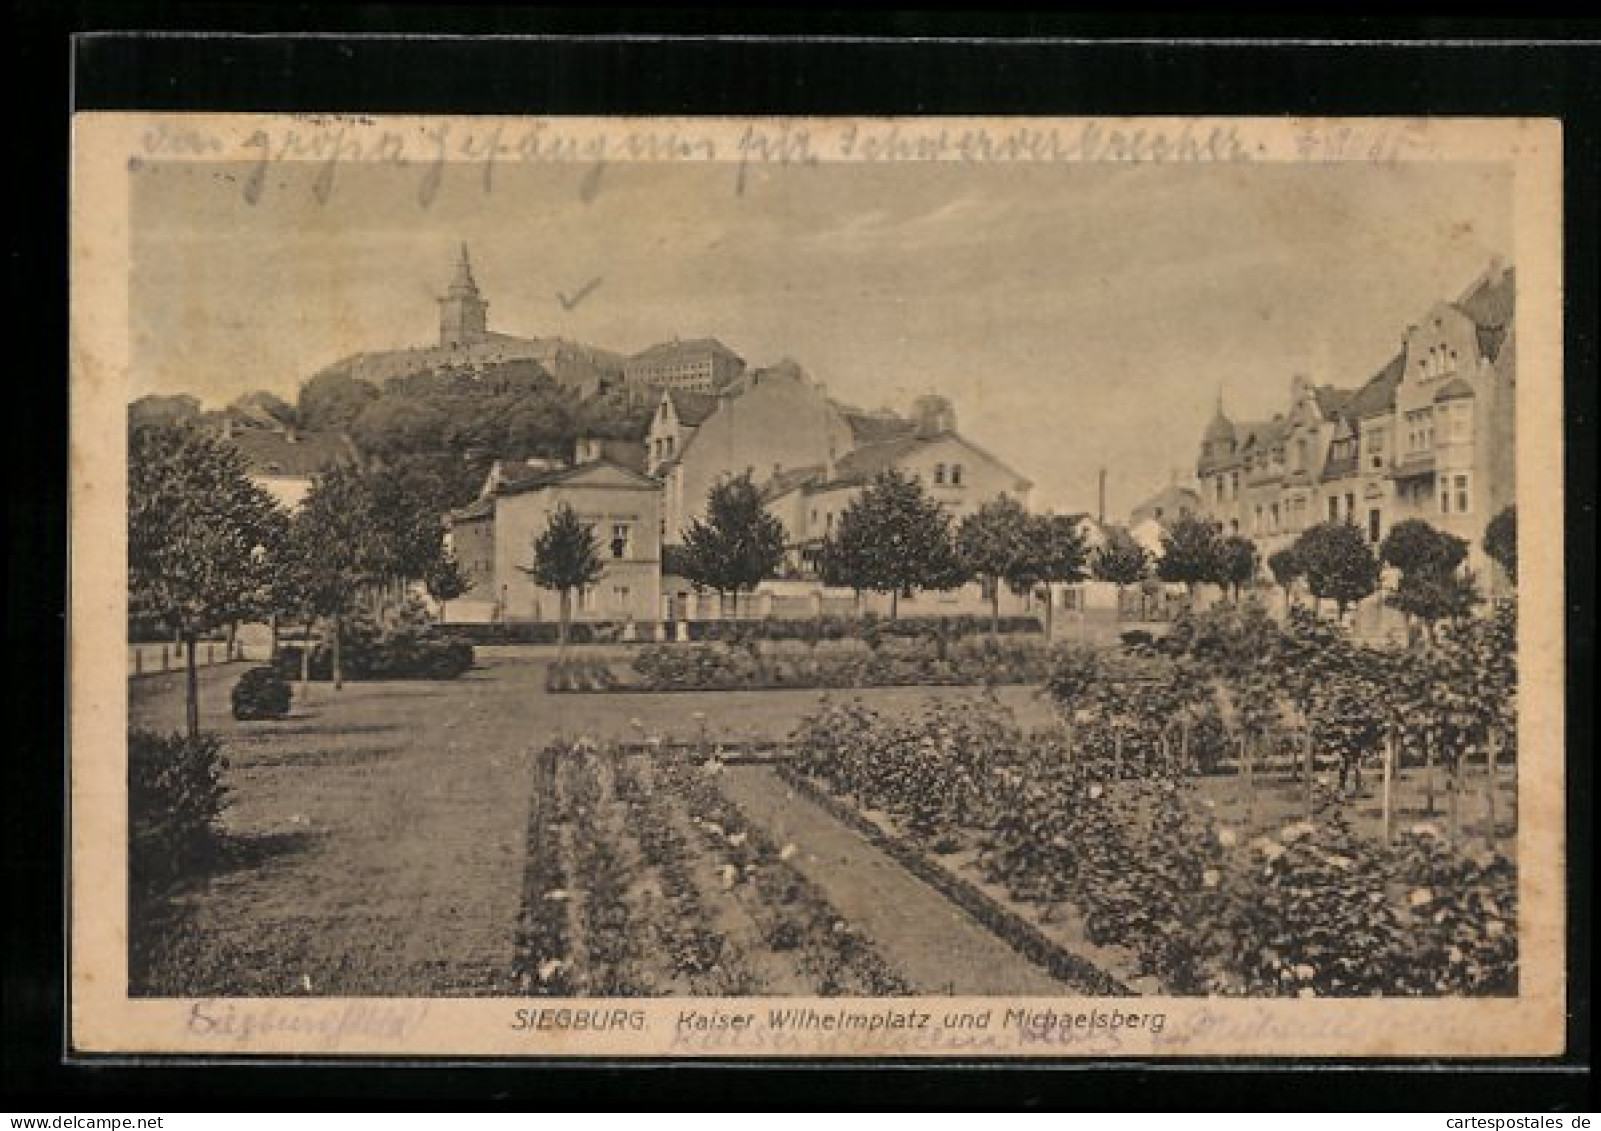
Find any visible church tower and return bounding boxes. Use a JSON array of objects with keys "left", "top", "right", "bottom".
[{"left": 439, "top": 243, "right": 489, "bottom": 347}]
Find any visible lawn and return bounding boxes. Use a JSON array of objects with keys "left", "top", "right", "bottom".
[{"left": 127, "top": 659, "right": 1061, "bottom": 996}]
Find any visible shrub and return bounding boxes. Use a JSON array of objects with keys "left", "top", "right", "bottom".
[
  {"left": 274, "top": 621, "right": 475, "bottom": 682},
  {"left": 128, "top": 730, "right": 229, "bottom": 896},
  {"left": 231, "top": 665, "right": 292, "bottom": 720}
]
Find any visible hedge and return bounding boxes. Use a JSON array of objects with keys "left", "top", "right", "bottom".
[
  {"left": 129, "top": 729, "right": 229, "bottom": 897},
  {"left": 274, "top": 634, "right": 474, "bottom": 682},
  {"left": 447, "top": 613, "right": 1044, "bottom": 647}
]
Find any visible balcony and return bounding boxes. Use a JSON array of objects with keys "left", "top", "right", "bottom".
[{"left": 1388, "top": 451, "right": 1436, "bottom": 480}]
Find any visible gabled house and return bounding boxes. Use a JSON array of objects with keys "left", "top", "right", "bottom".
[{"left": 446, "top": 456, "right": 662, "bottom": 624}]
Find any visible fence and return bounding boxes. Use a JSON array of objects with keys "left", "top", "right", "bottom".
[{"left": 128, "top": 638, "right": 264, "bottom": 677}]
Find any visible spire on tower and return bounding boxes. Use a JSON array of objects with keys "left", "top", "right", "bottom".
[
  {"left": 448, "top": 243, "right": 480, "bottom": 296},
  {"left": 439, "top": 242, "right": 489, "bottom": 346}
]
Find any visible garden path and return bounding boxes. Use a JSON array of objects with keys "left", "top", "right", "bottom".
[{"left": 719, "top": 764, "right": 1078, "bottom": 996}]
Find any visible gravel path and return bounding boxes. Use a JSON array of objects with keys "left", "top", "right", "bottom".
[{"left": 719, "top": 764, "right": 1074, "bottom": 996}]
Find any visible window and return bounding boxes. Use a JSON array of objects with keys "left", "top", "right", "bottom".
[
  {"left": 1454, "top": 473, "right": 1471, "bottom": 514},
  {"left": 611, "top": 523, "right": 630, "bottom": 560},
  {"left": 612, "top": 585, "right": 630, "bottom": 609},
  {"left": 1254, "top": 505, "right": 1263, "bottom": 533},
  {"left": 1405, "top": 408, "right": 1435, "bottom": 454},
  {"left": 1368, "top": 509, "right": 1382, "bottom": 544},
  {"left": 1230, "top": 471, "right": 1240, "bottom": 498},
  {"left": 1328, "top": 497, "right": 1340, "bottom": 523},
  {"left": 579, "top": 586, "right": 597, "bottom": 613},
  {"left": 951, "top": 464, "right": 964, "bottom": 486},
  {"left": 1345, "top": 493, "right": 1355, "bottom": 520},
  {"left": 1153, "top": 507, "right": 1164, "bottom": 520},
  {"left": 1230, "top": 518, "right": 1239, "bottom": 534},
  {"left": 1216, "top": 477, "right": 1225, "bottom": 504},
  {"left": 1270, "top": 502, "right": 1280, "bottom": 532},
  {"left": 933, "top": 463, "right": 946, "bottom": 485},
  {"left": 1368, "top": 429, "right": 1386, "bottom": 470}
]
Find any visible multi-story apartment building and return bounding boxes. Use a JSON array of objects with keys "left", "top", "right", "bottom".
[{"left": 1194, "top": 260, "right": 1516, "bottom": 589}]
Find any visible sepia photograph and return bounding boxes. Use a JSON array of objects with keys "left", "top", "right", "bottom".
[{"left": 69, "top": 113, "right": 1566, "bottom": 1058}]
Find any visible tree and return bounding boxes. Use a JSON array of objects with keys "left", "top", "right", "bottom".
[
  {"left": 1029, "top": 513, "right": 1090, "bottom": 637},
  {"left": 363, "top": 458, "right": 473, "bottom": 613},
  {"left": 1217, "top": 534, "right": 1260, "bottom": 602},
  {"left": 1092, "top": 528, "right": 1149, "bottom": 595},
  {"left": 525, "top": 503, "right": 603, "bottom": 655},
  {"left": 424, "top": 549, "right": 469, "bottom": 624},
  {"left": 129, "top": 426, "right": 286, "bottom": 735},
  {"left": 957, "top": 496, "right": 1037, "bottom": 633},
  {"left": 1381, "top": 519, "right": 1474, "bottom": 640},
  {"left": 820, "top": 469, "right": 965, "bottom": 619},
  {"left": 289, "top": 465, "right": 385, "bottom": 689},
  {"left": 677, "top": 472, "right": 787, "bottom": 615},
  {"left": 1484, "top": 505, "right": 1517, "bottom": 585},
  {"left": 1156, "top": 514, "right": 1225, "bottom": 596},
  {"left": 296, "top": 369, "right": 379, "bottom": 432},
  {"left": 350, "top": 396, "right": 449, "bottom": 462},
  {"left": 1292, "top": 521, "right": 1379, "bottom": 620},
  {"left": 1391, "top": 567, "right": 1482, "bottom": 637},
  {"left": 1267, "top": 545, "right": 1304, "bottom": 607}
]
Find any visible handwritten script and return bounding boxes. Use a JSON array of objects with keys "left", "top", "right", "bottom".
[{"left": 137, "top": 118, "right": 1269, "bottom": 207}]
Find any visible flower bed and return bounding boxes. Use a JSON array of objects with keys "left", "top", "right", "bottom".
[
  {"left": 788, "top": 696, "right": 1519, "bottom": 997},
  {"left": 512, "top": 737, "right": 913, "bottom": 996}
]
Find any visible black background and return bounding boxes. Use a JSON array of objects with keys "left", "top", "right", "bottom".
[{"left": 5, "top": 7, "right": 1596, "bottom": 1111}]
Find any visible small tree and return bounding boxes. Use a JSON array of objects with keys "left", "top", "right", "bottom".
[
  {"left": 957, "top": 495, "right": 1037, "bottom": 633},
  {"left": 424, "top": 548, "right": 469, "bottom": 624},
  {"left": 1267, "top": 545, "right": 1304, "bottom": 607},
  {"left": 1484, "top": 505, "right": 1517, "bottom": 586},
  {"left": 525, "top": 503, "right": 603, "bottom": 656},
  {"left": 1217, "top": 534, "right": 1260, "bottom": 602},
  {"left": 1292, "top": 521, "right": 1379, "bottom": 621},
  {"left": 678, "top": 472, "right": 787, "bottom": 616},
  {"left": 1381, "top": 519, "right": 1473, "bottom": 641},
  {"left": 821, "top": 469, "right": 964, "bottom": 619},
  {"left": 1029, "top": 513, "right": 1090, "bottom": 637},
  {"left": 290, "top": 465, "right": 385, "bottom": 690},
  {"left": 129, "top": 426, "right": 286, "bottom": 736},
  {"left": 1156, "top": 514, "right": 1225, "bottom": 597},
  {"left": 1092, "top": 528, "right": 1149, "bottom": 605}
]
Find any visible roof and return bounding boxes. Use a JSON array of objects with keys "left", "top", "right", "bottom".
[
  {"left": 1344, "top": 353, "right": 1406, "bottom": 420},
  {"left": 815, "top": 431, "right": 1033, "bottom": 492},
  {"left": 760, "top": 464, "right": 826, "bottom": 502},
  {"left": 628, "top": 338, "right": 743, "bottom": 366},
  {"left": 840, "top": 410, "right": 915, "bottom": 445},
  {"left": 1313, "top": 385, "right": 1355, "bottom": 419},
  {"left": 1203, "top": 406, "right": 1236, "bottom": 444},
  {"left": 666, "top": 388, "right": 721, "bottom": 427},
  {"left": 1456, "top": 266, "right": 1515, "bottom": 334},
  {"left": 228, "top": 429, "right": 355, "bottom": 478},
  {"left": 494, "top": 457, "right": 660, "bottom": 497},
  {"left": 825, "top": 436, "right": 927, "bottom": 486},
  {"left": 448, "top": 496, "right": 495, "bottom": 522},
  {"left": 1433, "top": 377, "right": 1477, "bottom": 403},
  {"left": 1236, "top": 417, "right": 1288, "bottom": 453},
  {"left": 1131, "top": 484, "right": 1202, "bottom": 519}
]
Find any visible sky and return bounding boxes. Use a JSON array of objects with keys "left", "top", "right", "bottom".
[{"left": 130, "top": 155, "right": 1510, "bottom": 519}]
